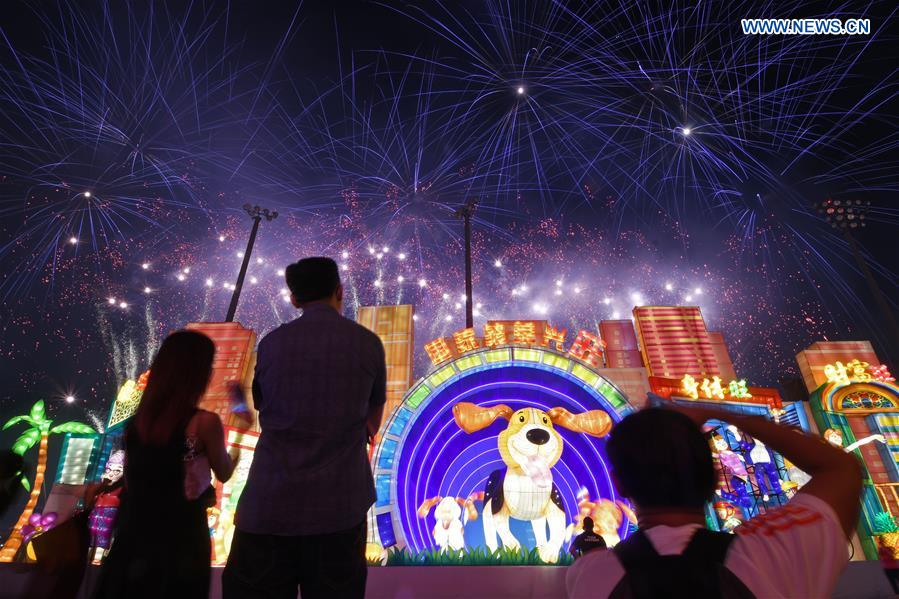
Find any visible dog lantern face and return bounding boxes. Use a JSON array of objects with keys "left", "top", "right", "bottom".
[
  {"left": 453, "top": 402, "right": 612, "bottom": 486},
  {"left": 502, "top": 408, "right": 563, "bottom": 487}
]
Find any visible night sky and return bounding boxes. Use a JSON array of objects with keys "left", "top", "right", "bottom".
[{"left": 1, "top": 0, "right": 897, "bottom": 444}]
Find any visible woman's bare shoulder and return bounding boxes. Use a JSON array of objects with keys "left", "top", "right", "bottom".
[{"left": 193, "top": 409, "right": 224, "bottom": 431}]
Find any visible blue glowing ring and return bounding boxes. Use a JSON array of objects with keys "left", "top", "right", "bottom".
[{"left": 370, "top": 346, "right": 635, "bottom": 553}]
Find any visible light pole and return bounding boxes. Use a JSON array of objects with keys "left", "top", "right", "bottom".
[
  {"left": 225, "top": 204, "right": 278, "bottom": 322},
  {"left": 815, "top": 198, "right": 899, "bottom": 365},
  {"left": 454, "top": 199, "right": 478, "bottom": 329}
]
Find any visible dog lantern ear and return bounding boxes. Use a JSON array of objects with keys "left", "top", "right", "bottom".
[
  {"left": 453, "top": 402, "right": 513, "bottom": 433},
  {"left": 417, "top": 496, "right": 442, "bottom": 518},
  {"left": 547, "top": 407, "right": 612, "bottom": 438},
  {"left": 459, "top": 492, "right": 483, "bottom": 523}
]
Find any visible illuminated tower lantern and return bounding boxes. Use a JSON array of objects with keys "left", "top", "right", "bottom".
[
  {"left": 633, "top": 306, "right": 720, "bottom": 379},
  {"left": 180, "top": 321, "right": 258, "bottom": 564},
  {"left": 357, "top": 305, "right": 415, "bottom": 425},
  {"left": 599, "top": 320, "right": 643, "bottom": 368},
  {"left": 708, "top": 332, "right": 737, "bottom": 382},
  {"left": 185, "top": 322, "right": 257, "bottom": 427},
  {"left": 796, "top": 341, "right": 882, "bottom": 392},
  {"left": 598, "top": 320, "right": 650, "bottom": 409}
]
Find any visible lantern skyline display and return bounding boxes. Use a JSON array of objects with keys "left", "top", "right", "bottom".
[{"left": 20, "top": 303, "right": 895, "bottom": 566}]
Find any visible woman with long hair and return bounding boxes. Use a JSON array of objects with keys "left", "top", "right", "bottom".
[{"left": 94, "top": 330, "right": 248, "bottom": 598}]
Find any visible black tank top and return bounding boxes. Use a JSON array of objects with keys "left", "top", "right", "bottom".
[{"left": 120, "top": 415, "right": 199, "bottom": 526}]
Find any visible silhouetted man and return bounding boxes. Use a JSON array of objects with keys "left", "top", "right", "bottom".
[
  {"left": 223, "top": 257, "right": 386, "bottom": 599},
  {"left": 570, "top": 516, "right": 607, "bottom": 557}
]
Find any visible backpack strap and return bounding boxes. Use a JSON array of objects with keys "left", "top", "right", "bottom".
[
  {"left": 613, "top": 529, "right": 659, "bottom": 569},
  {"left": 683, "top": 530, "right": 757, "bottom": 599},
  {"left": 611, "top": 531, "right": 660, "bottom": 598},
  {"left": 681, "top": 528, "right": 737, "bottom": 564}
]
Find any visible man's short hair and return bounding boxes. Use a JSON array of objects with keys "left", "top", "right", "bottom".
[
  {"left": 606, "top": 408, "right": 717, "bottom": 509},
  {"left": 285, "top": 257, "right": 340, "bottom": 303}
]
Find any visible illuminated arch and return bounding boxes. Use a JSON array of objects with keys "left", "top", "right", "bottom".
[
  {"left": 821, "top": 381, "right": 899, "bottom": 414},
  {"left": 369, "top": 345, "right": 636, "bottom": 552}
]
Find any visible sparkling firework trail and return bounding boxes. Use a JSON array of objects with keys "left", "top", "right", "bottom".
[{"left": 0, "top": 0, "right": 895, "bottom": 416}]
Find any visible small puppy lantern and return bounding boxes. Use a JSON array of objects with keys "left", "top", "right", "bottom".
[{"left": 417, "top": 493, "right": 483, "bottom": 552}]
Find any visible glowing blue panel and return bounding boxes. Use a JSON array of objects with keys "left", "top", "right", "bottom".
[
  {"left": 377, "top": 512, "right": 396, "bottom": 547},
  {"left": 377, "top": 438, "right": 398, "bottom": 471},
  {"left": 387, "top": 407, "right": 413, "bottom": 437},
  {"left": 375, "top": 474, "right": 392, "bottom": 507}
]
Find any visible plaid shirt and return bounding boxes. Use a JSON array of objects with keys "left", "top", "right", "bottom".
[{"left": 236, "top": 303, "right": 386, "bottom": 535}]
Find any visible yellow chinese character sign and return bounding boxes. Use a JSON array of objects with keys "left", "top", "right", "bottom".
[
  {"left": 682, "top": 374, "right": 699, "bottom": 399},
  {"left": 424, "top": 338, "right": 453, "bottom": 366},
  {"left": 512, "top": 321, "right": 537, "bottom": 345},
  {"left": 681, "top": 374, "right": 753, "bottom": 401},
  {"left": 728, "top": 379, "right": 752, "bottom": 399},
  {"left": 543, "top": 325, "right": 567, "bottom": 350},
  {"left": 824, "top": 362, "right": 850, "bottom": 386},
  {"left": 483, "top": 323, "right": 507, "bottom": 348},
  {"left": 823, "top": 359, "right": 883, "bottom": 387},
  {"left": 846, "top": 359, "right": 872, "bottom": 382},
  {"left": 453, "top": 328, "right": 480, "bottom": 353},
  {"left": 700, "top": 376, "right": 725, "bottom": 400},
  {"left": 568, "top": 330, "right": 604, "bottom": 369},
  {"left": 423, "top": 321, "right": 608, "bottom": 368}
]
